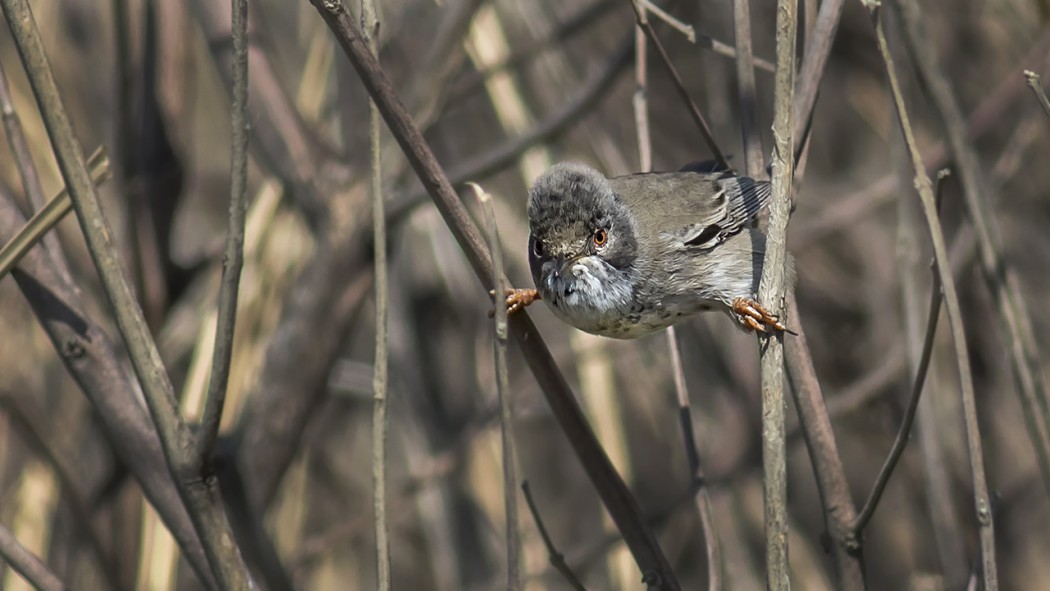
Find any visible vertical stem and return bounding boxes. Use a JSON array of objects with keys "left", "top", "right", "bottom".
[
  {"left": 0, "top": 0, "right": 252, "bottom": 587},
  {"left": 197, "top": 0, "right": 250, "bottom": 463},
  {"left": 361, "top": 0, "right": 390, "bottom": 588},
  {"left": 474, "top": 184, "right": 522, "bottom": 591},
  {"left": 871, "top": 7, "right": 998, "bottom": 588},
  {"left": 732, "top": 0, "right": 764, "bottom": 177},
  {"left": 759, "top": 1, "right": 798, "bottom": 589}
]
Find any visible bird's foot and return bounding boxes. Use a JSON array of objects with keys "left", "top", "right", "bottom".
[
  {"left": 489, "top": 288, "right": 541, "bottom": 317},
  {"left": 731, "top": 297, "right": 794, "bottom": 334}
]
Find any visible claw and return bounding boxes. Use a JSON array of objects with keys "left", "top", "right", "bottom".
[
  {"left": 488, "top": 288, "right": 541, "bottom": 317},
  {"left": 731, "top": 297, "right": 795, "bottom": 335}
]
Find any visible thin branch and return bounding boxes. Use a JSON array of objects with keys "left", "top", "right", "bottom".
[
  {"left": 757, "top": 1, "right": 797, "bottom": 588},
  {"left": 522, "top": 481, "right": 587, "bottom": 591},
  {"left": 637, "top": 0, "right": 695, "bottom": 42},
  {"left": 0, "top": 191, "right": 215, "bottom": 588},
  {"left": 870, "top": 5, "right": 998, "bottom": 588},
  {"left": 667, "top": 328, "right": 722, "bottom": 591},
  {"left": 361, "top": 0, "right": 392, "bottom": 587},
  {"left": 0, "top": 521, "right": 65, "bottom": 591},
  {"left": 197, "top": 0, "right": 250, "bottom": 463},
  {"left": 852, "top": 172, "right": 949, "bottom": 535},
  {"left": 0, "top": 0, "right": 252, "bottom": 587},
  {"left": 895, "top": 0, "right": 1050, "bottom": 501},
  {"left": 473, "top": 183, "right": 522, "bottom": 591},
  {"left": 627, "top": 1, "right": 729, "bottom": 169},
  {"left": 0, "top": 57, "right": 61, "bottom": 264},
  {"left": 732, "top": 0, "right": 764, "bottom": 177},
  {"left": 634, "top": 16, "right": 719, "bottom": 586},
  {"left": 1023, "top": 70, "right": 1050, "bottom": 120},
  {"left": 793, "top": 0, "right": 844, "bottom": 153},
  {"left": 783, "top": 294, "right": 865, "bottom": 590},
  {"left": 0, "top": 149, "right": 108, "bottom": 279},
  {"left": 309, "top": 2, "right": 680, "bottom": 587}
]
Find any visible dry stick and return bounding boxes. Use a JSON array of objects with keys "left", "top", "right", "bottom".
[
  {"left": 1024, "top": 70, "right": 1050, "bottom": 120},
  {"left": 0, "top": 149, "right": 108, "bottom": 279},
  {"left": 0, "top": 1, "right": 253, "bottom": 588},
  {"left": 309, "top": 3, "right": 679, "bottom": 588},
  {"left": 633, "top": 9, "right": 721, "bottom": 587},
  {"left": 895, "top": 0, "right": 1050, "bottom": 500},
  {"left": 361, "top": 0, "right": 392, "bottom": 588},
  {"left": 792, "top": 0, "right": 843, "bottom": 151},
  {"left": 732, "top": 0, "right": 764, "bottom": 178},
  {"left": 870, "top": 6, "right": 998, "bottom": 588},
  {"left": 627, "top": 0, "right": 729, "bottom": 170},
  {"left": 851, "top": 172, "right": 949, "bottom": 536},
  {"left": 474, "top": 183, "right": 523, "bottom": 591},
  {"left": 757, "top": 2, "right": 797, "bottom": 589},
  {"left": 637, "top": 0, "right": 695, "bottom": 42},
  {"left": 191, "top": 0, "right": 350, "bottom": 223},
  {"left": 0, "top": 521, "right": 65, "bottom": 591},
  {"left": 521, "top": 481, "right": 587, "bottom": 591},
  {"left": 0, "top": 193, "right": 216, "bottom": 589},
  {"left": 0, "top": 57, "right": 64, "bottom": 267},
  {"left": 667, "top": 329, "right": 722, "bottom": 591},
  {"left": 197, "top": 0, "right": 249, "bottom": 463},
  {"left": 782, "top": 296, "right": 865, "bottom": 590}
]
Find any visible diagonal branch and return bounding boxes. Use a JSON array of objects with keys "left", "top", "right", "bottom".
[
  {"left": 869, "top": 4, "right": 998, "bottom": 588},
  {"left": 308, "top": 2, "right": 680, "bottom": 587},
  {"left": 894, "top": 0, "right": 1050, "bottom": 500},
  {"left": 0, "top": 0, "right": 252, "bottom": 587}
]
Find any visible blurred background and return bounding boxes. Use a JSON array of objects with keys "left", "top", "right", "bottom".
[{"left": 1, "top": 0, "right": 1049, "bottom": 589}]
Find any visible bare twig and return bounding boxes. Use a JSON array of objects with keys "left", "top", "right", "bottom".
[
  {"left": 627, "top": 1, "right": 729, "bottom": 170},
  {"left": 895, "top": 0, "right": 1050, "bottom": 501},
  {"left": 870, "top": 5, "right": 998, "bottom": 587},
  {"left": 793, "top": 0, "right": 844, "bottom": 152},
  {"left": 634, "top": 16, "right": 719, "bottom": 586},
  {"left": 0, "top": 149, "right": 108, "bottom": 279},
  {"left": 637, "top": 0, "right": 695, "bottom": 42},
  {"left": 1024, "top": 70, "right": 1050, "bottom": 120},
  {"left": 851, "top": 172, "right": 949, "bottom": 535},
  {"left": 309, "top": 2, "right": 679, "bottom": 587},
  {"left": 522, "top": 481, "right": 586, "bottom": 591},
  {"left": 0, "top": 0, "right": 252, "bottom": 587},
  {"left": 360, "top": 0, "right": 392, "bottom": 588},
  {"left": 197, "top": 0, "right": 249, "bottom": 464},
  {"left": 667, "top": 328, "right": 722, "bottom": 591},
  {"left": 782, "top": 295, "right": 865, "bottom": 590},
  {"left": 0, "top": 57, "right": 61, "bottom": 265},
  {"left": 757, "top": 2, "right": 797, "bottom": 588},
  {"left": 732, "top": 0, "right": 764, "bottom": 177},
  {"left": 474, "top": 183, "right": 522, "bottom": 591},
  {"left": 0, "top": 192, "right": 215, "bottom": 588},
  {"left": 0, "top": 520, "right": 65, "bottom": 591},
  {"left": 191, "top": 0, "right": 350, "bottom": 223}
]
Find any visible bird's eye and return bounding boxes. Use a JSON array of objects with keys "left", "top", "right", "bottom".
[
  {"left": 532, "top": 237, "right": 544, "bottom": 257},
  {"left": 593, "top": 228, "right": 608, "bottom": 247}
]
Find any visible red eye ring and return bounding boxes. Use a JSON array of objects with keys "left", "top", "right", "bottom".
[{"left": 593, "top": 228, "right": 608, "bottom": 247}]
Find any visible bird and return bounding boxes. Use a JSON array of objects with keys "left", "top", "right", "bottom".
[{"left": 498, "top": 161, "right": 794, "bottom": 339}]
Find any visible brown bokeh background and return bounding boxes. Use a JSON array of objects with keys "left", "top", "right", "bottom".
[{"left": 1, "top": 0, "right": 1049, "bottom": 589}]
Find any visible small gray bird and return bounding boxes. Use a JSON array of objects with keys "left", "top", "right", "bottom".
[{"left": 502, "top": 161, "right": 793, "bottom": 338}]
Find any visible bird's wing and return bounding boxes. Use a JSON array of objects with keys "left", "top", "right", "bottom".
[{"left": 609, "top": 171, "right": 771, "bottom": 249}]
